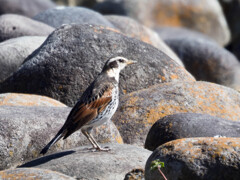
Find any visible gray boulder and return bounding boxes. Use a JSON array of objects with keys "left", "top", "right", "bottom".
[
  {"left": 0, "top": 106, "right": 123, "bottom": 170},
  {"left": 0, "top": 168, "right": 75, "bottom": 180},
  {"left": 93, "top": 0, "right": 230, "bottom": 45},
  {"left": 145, "top": 137, "right": 240, "bottom": 180},
  {"left": 0, "top": 0, "right": 56, "bottom": 17},
  {"left": 145, "top": 113, "right": 240, "bottom": 151},
  {"left": 112, "top": 81, "right": 240, "bottom": 146},
  {"left": 0, "top": 93, "right": 67, "bottom": 107},
  {"left": 156, "top": 27, "right": 240, "bottom": 89},
  {"left": 33, "top": 6, "right": 114, "bottom": 28},
  {"left": 0, "top": 14, "right": 54, "bottom": 42},
  {"left": 0, "top": 24, "right": 194, "bottom": 106},
  {"left": 0, "top": 36, "right": 47, "bottom": 82},
  {"left": 105, "top": 15, "right": 183, "bottom": 66},
  {"left": 20, "top": 144, "right": 151, "bottom": 180}
]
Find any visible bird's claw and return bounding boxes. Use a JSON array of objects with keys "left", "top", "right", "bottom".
[{"left": 96, "top": 146, "right": 111, "bottom": 152}]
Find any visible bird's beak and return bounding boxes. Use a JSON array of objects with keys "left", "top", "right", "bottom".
[{"left": 127, "top": 60, "right": 137, "bottom": 65}]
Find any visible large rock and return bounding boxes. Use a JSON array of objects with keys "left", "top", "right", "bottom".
[
  {"left": 0, "top": 106, "right": 123, "bottom": 170},
  {"left": 0, "top": 93, "right": 66, "bottom": 107},
  {"left": 155, "top": 27, "right": 240, "bottom": 89},
  {"left": 145, "top": 137, "right": 240, "bottom": 180},
  {"left": 93, "top": 0, "right": 230, "bottom": 45},
  {"left": 105, "top": 15, "right": 183, "bottom": 66},
  {"left": 33, "top": 6, "right": 115, "bottom": 28},
  {"left": 0, "top": 168, "right": 75, "bottom": 180},
  {"left": 0, "top": 0, "right": 56, "bottom": 17},
  {"left": 0, "top": 14, "right": 54, "bottom": 42},
  {"left": 0, "top": 36, "right": 47, "bottom": 82},
  {"left": 20, "top": 144, "right": 151, "bottom": 180},
  {"left": 0, "top": 24, "right": 194, "bottom": 106},
  {"left": 112, "top": 81, "right": 240, "bottom": 146},
  {"left": 145, "top": 113, "right": 240, "bottom": 151}
]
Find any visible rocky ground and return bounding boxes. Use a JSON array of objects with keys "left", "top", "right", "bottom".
[{"left": 0, "top": 0, "right": 239, "bottom": 180}]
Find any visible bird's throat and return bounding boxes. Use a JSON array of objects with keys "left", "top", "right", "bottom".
[{"left": 106, "top": 68, "right": 120, "bottom": 82}]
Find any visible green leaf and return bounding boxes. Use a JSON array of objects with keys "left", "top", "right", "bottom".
[{"left": 150, "top": 159, "right": 165, "bottom": 171}]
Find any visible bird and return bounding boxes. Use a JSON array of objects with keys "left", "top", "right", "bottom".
[{"left": 40, "top": 56, "right": 136, "bottom": 155}]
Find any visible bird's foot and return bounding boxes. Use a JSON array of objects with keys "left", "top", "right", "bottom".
[
  {"left": 96, "top": 146, "right": 111, "bottom": 152},
  {"left": 85, "top": 147, "right": 98, "bottom": 152}
]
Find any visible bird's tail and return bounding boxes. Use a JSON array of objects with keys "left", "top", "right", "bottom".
[{"left": 40, "top": 132, "right": 63, "bottom": 155}]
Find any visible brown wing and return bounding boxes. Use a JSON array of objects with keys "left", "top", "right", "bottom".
[{"left": 61, "top": 84, "right": 113, "bottom": 139}]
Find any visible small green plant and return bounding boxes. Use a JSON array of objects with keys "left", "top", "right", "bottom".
[{"left": 150, "top": 159, "right": 167, "bottom": 180}]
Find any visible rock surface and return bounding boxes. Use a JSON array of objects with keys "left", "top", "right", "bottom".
[
  {"left": 145, "top": 138, "right": 240, "bottom": 180},
  {"left": 0, "top": 24, "right": 194, "bottom": 106},
  {"left": 0, "top": 0, "right": 56, "bottom": 17},
  {"left": 93, "top": 0, "right": 230, "bottom": 45},
  {"left": 33, "top": 6, "right": 114, "bottom": 28},
  {"left": 155, "top": 27, "right": 217, "bottom": 44},
  {"left": 0, "top": 14, "right": 54, "bottom": 42},
  {"left": 0, "top": 168, "right": 75, "bottom": 180},
  {"left": 20, "top": 144, "right": 151, "bottom": 180},
  {"left": 0, "top": 106, "right": 123, "bottom": 170},
  {"left": 145, "top": 113, "right": 240, "bottom": 151},
  {"left": 112, "top": 81, "right": 240, "bottom": 146},
  {"left": 0, "top": 36, "right": 47, "bottom": 82},
  {"left": 156, "top": 27, "right": 240, "bottom": 89},
  {"left": 105, "top": 15, "right": 183, "bottom": 66},
  {"left": 0, "top": 93, "right": 66, "bottom": 107}
]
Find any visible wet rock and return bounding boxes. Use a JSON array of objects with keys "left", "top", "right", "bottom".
[
  {"left": 0, "top": 14, "right": 54, "bottom": 42},
  {"left": 0, "top": 36, "right": 47, "bottom": 82},
  {"left": 105, "top": 15, "right": 183, "bottom": 66},
  {"left": 0, "top": 0, "right": 56, "bottom": 17},
  {"left": 112, "top": 81, "right": 240, "bottom": 146},
  {"left": 156, "top": 27, "right": 240, "bottom": 89},
  {"left": 20, "top": 144, "right": 151, "bottom": 180},
  {"left": 0, "top": 93, "right": 66, "bottom": 107},
  {"left": 0, "top": 168, "right": 75, "bottom": 180},
  {"left": 0, "top": 24, "right": 194, "bottom": 106},
  {"left": 145, "top": 138, "right": 240, "bottom": 180},
  {"left": 93, "top": 0, "right": 230, "bottom": 45},
  {"left": 145, "top": 113, "right": 240, "bottom": 151},
  {"left": 0, "top": 106, "right": 123, "bottom": 170},
  {"left": 33, "top": 6, "right": 114, "bottom": 28}
]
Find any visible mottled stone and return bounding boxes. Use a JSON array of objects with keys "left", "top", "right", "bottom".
[
  {"left": 0, "top": 106, "right": 123, "bottom": 170},
  {"left": 0, "top": 93, "right": 66, "bottom": 107},
  {"left": 0, "top": 168, "right": 75, "bottom": 180},
  {"left": 156, "top": 27, "right": 240, "bottom": 89},
  {"left": 145, "top": 138, "right": 240, "bottom": 180},
  {"left": 105, "top": 15, "right": 183, "bottom": 66},
  {"left": 93, "top": 0, "right": 230, "bottom": 45},
  {"left": 0, "top": 24, "right": 194, "bottom": 106},
  {"left": 145, "top": 113, "right": 240, "bottom": 151},
  {"left": 112, "top": 81, "right": 240, "bottom": 146},
  {"left": 20, "top": 144, "right": 151, "bottom": 180}
]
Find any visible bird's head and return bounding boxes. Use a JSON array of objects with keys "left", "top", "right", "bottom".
[{"left": 102, "top": 56, "right": 137, "bottom": 81}]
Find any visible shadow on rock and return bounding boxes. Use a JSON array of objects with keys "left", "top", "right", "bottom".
[{"left": 19, "top": 150, "right": 75, "bottom": 168}]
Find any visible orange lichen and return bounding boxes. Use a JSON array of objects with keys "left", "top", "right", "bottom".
[{"left": 0, "top": 93, "right": 66, "bottom": 107}]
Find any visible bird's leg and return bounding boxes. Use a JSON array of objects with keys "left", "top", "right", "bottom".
[
  {"left": 81, "top": 130, "right": 98, "bottom": 149},
  {"left": 88, "top": 133, "right": 110, "bottom": 152}
]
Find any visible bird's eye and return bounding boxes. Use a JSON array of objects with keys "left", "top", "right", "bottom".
[{"left": 119, "top": 59, "right": 124, "bottom": 63}]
